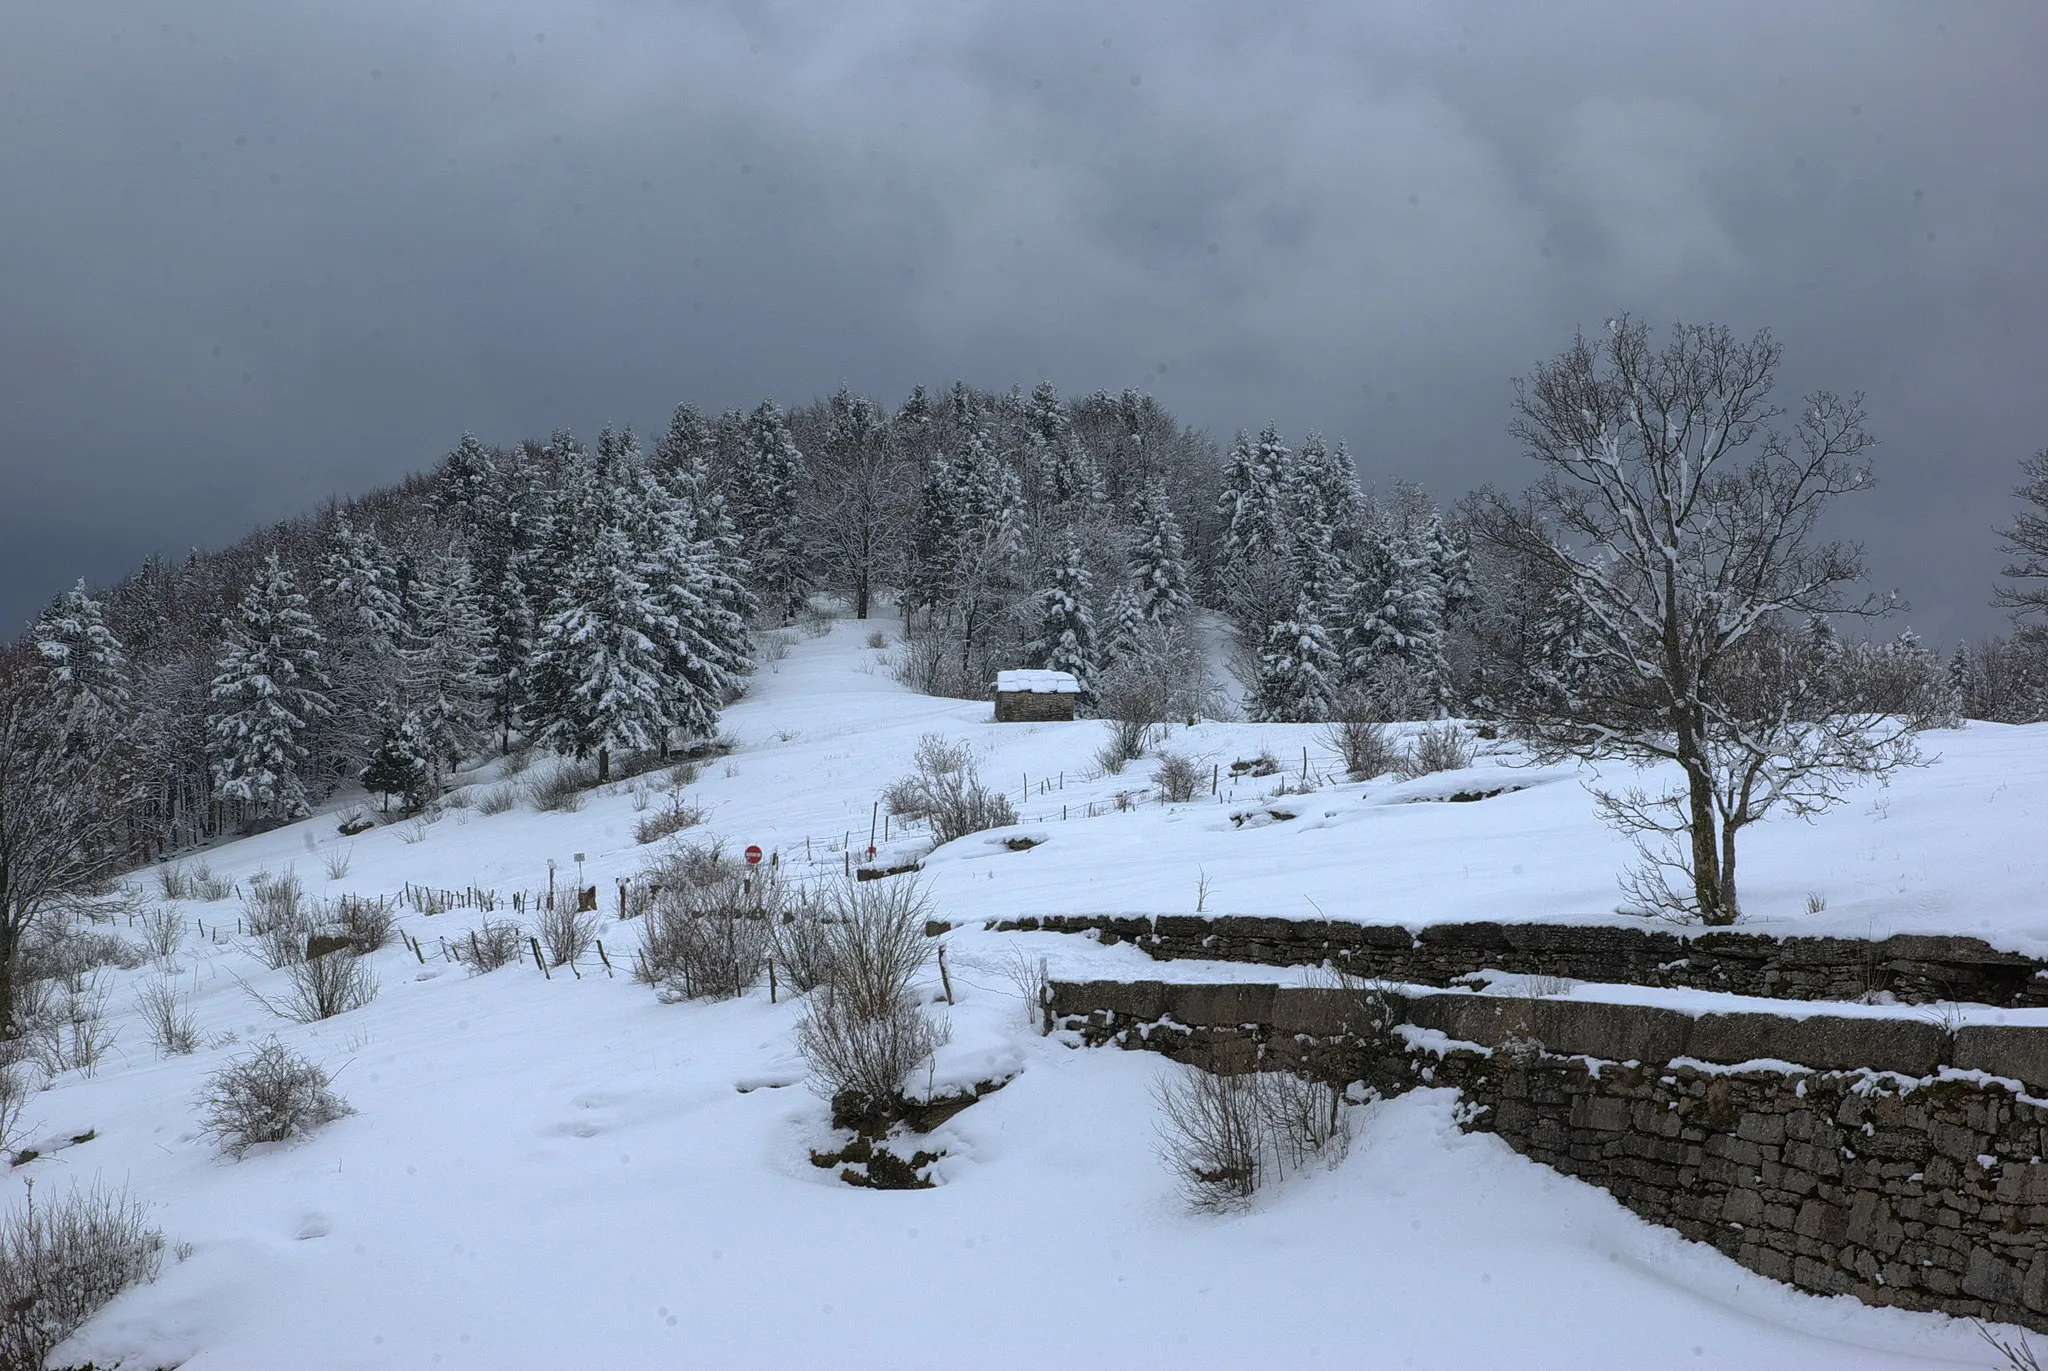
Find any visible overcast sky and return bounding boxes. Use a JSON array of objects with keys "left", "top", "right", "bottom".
[{"left": 3, "top": 1, "right": 2044, "bottom": 644}]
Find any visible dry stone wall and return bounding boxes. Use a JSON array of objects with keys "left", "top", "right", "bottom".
[
  {"left": 987, "top": 914, "right": 2048, "bottom": 1006},
  {"left": 1048, "top": 979, "right": 2048, "bottom": 1331}
]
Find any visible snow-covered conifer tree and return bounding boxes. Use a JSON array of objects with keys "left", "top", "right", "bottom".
[
  {"left": 210, "top": 554, "right": 331, "bottom": 821},
  {"left": 433, "top": 431, "right": 497, "bottom": 533},
  {"left": 1029, "top": 541, "right": 1098, "bottom": 699},
  {"left": 738, "top": 399, "right": 810, "bottom": 623},
  {"left": 34, "top": 581, "right": 132, "bottom": 720},
  {"left": 360, "top": 704, "right": 431, "bottom": 812},
  {"left": 319, "top": 514, "right": 405, "bottom": 654},
  {"left": 1218, "top": 424, "right": 1292, "bottom": 571},
  {"left": 1129, "top": 485, "right": 1190, "bottom": 621},
  {"left": 401, "top": 551, "right": 490, "bottom": 783},
  {"left": 1249, "top": 595, "right": 1335, "bottom": 722}
]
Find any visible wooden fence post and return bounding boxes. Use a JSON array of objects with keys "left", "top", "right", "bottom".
[{"left": 530, "top": 936, "right": 550, "bottom": 979}]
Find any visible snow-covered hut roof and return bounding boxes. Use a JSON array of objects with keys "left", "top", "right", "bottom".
[{"left": 993, "top": 669, "right": 1081, "bottom": 695}]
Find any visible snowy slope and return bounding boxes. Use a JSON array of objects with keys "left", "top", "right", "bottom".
[{"left": 27, "top": 612, "right": 2041, "bottom": 1369}]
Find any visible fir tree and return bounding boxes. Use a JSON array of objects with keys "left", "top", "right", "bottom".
[
  {"left": 1128, "top": 484, "right": 1191, "bottom": 621},
  {"left": 318, "top": 514, "right": 405, "bottom": 653},
  {"left": 433, "top": 431, "right": 498, "bottom": 533},
  {"left": 1287, "top": 433, "right": 1360, "bottom": 538},
  {"left": 401, "top": 551, "right": 490, "bottom": 783},
  {"left": 1218, "top": 425, "right": 1292, "bottom": 570},
  {"left": 627, "top": 460, "right": 754, "bottom": 746},
  {"left": 1249, "top": 595, "right": 1335, "bottom": 723},
  {"left": 1947, "top": 642, "right": 1976, "bottom": 719},
  {"left": 34, "top": 581, "right": 132, "bottom": 720},
  {"left": 360, "top": 704, "right": 431, "bottom": 812},
  {"left": 1029, "top": 541, "right": 1098, "bottom": 699},
  {"left": 1101, "top": 583, "right": 1144, "bottom": 664},
  {"left": 210, "top": 554, "right": 331, "bottom": 820},
  {"left": 738, "top": 399, "right": 810, "bottom": 623}
]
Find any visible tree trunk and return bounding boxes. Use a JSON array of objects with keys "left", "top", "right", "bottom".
[
  {"left": 0, "top": 926, "right": 16, "bottom": 1042},
  {"left": 1682, "top": 756, "right": 1732, "bottom": 925},
  {"left": 854, "top": 569, "right": 870, "bottom": 620},
  {"left": 597, "top": 746, "right": 610, "bottom": 784}
]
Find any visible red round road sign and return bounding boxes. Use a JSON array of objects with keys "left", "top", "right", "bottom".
[
  {"left": 744, "top": 844, "right": 764, "bottom": 865},
  {"left": 866, "top": 845, "right": 877, "bottom": 859}
]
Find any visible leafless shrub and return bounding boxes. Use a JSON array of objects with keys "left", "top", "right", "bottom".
[
  {"left": 865, "top": 630, "right": 887, "bottom": 649},
  {"left": 154, "top": 863, "right": 189, "bottom": 902},
  {"left": 463, "top": 918, "right": 525, "bottom": 974},
  {"left": 189, "top": 863, "right": 233, "bottom": 901},
  {"left": 333, "top": 895, "right": 395, "bottom": 955},
  {"left": 440, "top": 786, "right": 473, "bottom": 810},
  {"left": 668, "top": 759, "right": 701, "bottom": 788},
  {"left": 771, "top": 903, "right": 837, "bottom": 996},
  {"left": 1320, "top": 698, "right": 1403, "bottom": 780},
  {"left": 253, "top": 910, "right": 315, "bottom": 970},
  {"left": 134, "top": 976, "right": 200, "bottom": 1056},
  {"left": 1153, "top": 1065, "right": 1353, "bottom": 1211},
  {"left": 1400, "top": 722, "right": 1474, "bottom": 778},
  {"left": 882, "top": 735, "right": 1015, "bottom": 846},
  {"left": 197, "top": 1038, "right": 351, "bottom": 1158},
  {"left": 264, "top": 950, "right": 379, "bottom": 1023},
  {"left": 321, "top": 845, "right": 354, "bottom": 881},
  {"left": 1152, "top": 751, "right": 1203, "bottom": 804},
  {"left": 1977, "top": 1320, "right": 2045, "bottom": 1371},
  {"left": 996, "top": 946, "right": 1050, "bottom": 1029},
  {"left": 636, "top": 845, "right": 774, "bottom": 1000},
  {"left": 399, "top": 817, "right": 431, "bottom": 845},
  {"left": 244, "top": 870, "right": 306, "bottom": 934},
  {"left": 635, "top": 801, "right": 706, "bottom": 845},
  {"left": 811, "top": 878, "right": 932, "bottom": 1020},
  {"left": 0, "top": 1182, "right": 164, "bottom": 1370},
  {"left": 26, "top": 971, "right": 118, "bottom": 1077},
  {"left": 757, "top": 629, "right": 795, "bottom": 663},
  {"left": 474, "top": 782, "right": 518, "bottom": 815},
  {"left": 537, "top": 903, "right": 597, "bottom": 968},
  {"left": 795, "top": 994, "right": 948, "bottom": 1110},
  {"left": 524, "top": 762, "right": 593, "bottom": 813},
  {"left": 1805, "top": 890, "right": 1829, "bottom": 915},
  {"left": 1153, "top": 1065, "right": 1266, "bottom": 1211},
  {"left": 796, "top": 606, "right": 835, "bottom": 639},
  {"left": 0, "top": 1058, "right": 38, "bottom": 1154},
  {"left": 502, "top": 742, "right": 534, "bottom": 775}
]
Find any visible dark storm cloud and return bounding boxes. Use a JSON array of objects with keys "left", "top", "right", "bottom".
[{"left": 2, "top": 1, "right": 2044, "bottom": 642}]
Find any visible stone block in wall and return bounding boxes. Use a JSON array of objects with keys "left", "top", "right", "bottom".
[
  {"left": 1049, "top": 979, "right": 1167, "bottom": 1020},
  {"left": 1955, "top": 1025, "right": 2048, "bottom": 1094},
  {"left": 1689, "top": 1011, "right": 1944, "bottom": 1075},
  {"left": 1404, "top": 992, "right": 1525, "bottom": 1045},
  {"left": 1163, "top": 982, "right": 1277, "bottom": 1027},
  {"left": 1267, "top": 988, "right": 1356, "bottom": 1036},
  {"left": 1529, "top": 998, "right": 1692, "bottom": 1063}
]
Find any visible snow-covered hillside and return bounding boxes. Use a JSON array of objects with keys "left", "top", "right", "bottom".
[{"left": 29, "top": 612, "right": 2041, "bottom": 1369}]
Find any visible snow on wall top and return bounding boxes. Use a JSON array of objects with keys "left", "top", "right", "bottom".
[{"left": 993, "top": 669, "right": 1081, "bottom": 694}]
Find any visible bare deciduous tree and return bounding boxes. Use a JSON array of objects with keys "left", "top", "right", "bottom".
[
  {"left": 1479, "top": 318, "right": 1925, "bottom": 925},
  {"left": 1996, "top": 448, "right": 2048, "bottom": 623}
]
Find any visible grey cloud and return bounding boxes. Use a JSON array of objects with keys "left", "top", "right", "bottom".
[{"left": 2, "top": 0, "right": 2044, "bottom": 641}]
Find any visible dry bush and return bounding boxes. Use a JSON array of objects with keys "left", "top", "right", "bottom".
[
  {"left": 1400, "top": 722, "right": 1474, "bottom": 778},
  {"left": 0, "top": 1063, "right": 35, "bottom": 1155},
  {"left": 524, "top": 762, "right": 593, "bottom": 813},
  {"left": 440, "top": 786, "right": 473, "bottom": 810},
  {"left": 265, "top": 950, "right": 379, "bottom": 1023},
  {"left": 794, "top": 994, "right": 947, "bottom": 1110},
  {"left": 134, "top": 975, "right": 200, "bottom": 1056},
  {"left": 1320, "top": 699, "right": 1403, "bottom": 780},
  {"left": 154, "top": 863, "right": 189, "bottom": 901},
  {"left": 996, "top": 946, "right": 1051, "bottom": 1029},
  {"left": 810, "top": 878, "right": 932, "bottom": 1020},
  {"left": 882, "top": 735, "right": 1016, "bottom": 845},
  {"left": 253, "top": 911, "right": 315, "bottom": 970},
  {"left": 770, "top": 901, "right": 836, "bottom": 996},
  {"left": 197, "top": 1039, "right": 351, "bottom": 1158},
  {"left": 636, "top": 842, "right": 774, "bottom": 999},
  {"left": 26, "top": 972, "right": 118, "bottom": 1078},
  {"left": 537, "top": 903, "right": 597, "bottom": 968},
  {"left": 463, "top": 918, "right": 525, "bottom": 974},
  {"left": 0, "top": 1182, "right": 164, "bottom": 1370},
  {"left": 757, "top": 629, "right": 795, "bottom": 663},
  {"left": 244, "top": 870, "right": 306, "bottom": 934},
  {"left": 1153, "top": 1066, "right": 1266, "bottom": 1210},
  {"left": 1152, "top": 751, "right": 1203, "bottom": 804},
  {"left": 333, "top": 895, "right": 396, "bottom": 955},
  {"left": 474, "top": 782, "right": 519, "bottom": 815},
  {"left": 1154, "top": 1065, "right": 1353, "bottom": 1211},
  {"left": 321, "top": 845, "right": 354, "bottom": 880},
  {"left": 668, "top": 759, "right": 702, "bottom": 787},
  {"left": 634, "top": 801, "right": 706, "bottom": 845},
  {"left": 865, "top": 630, "right": 887, "bottom": 650}
]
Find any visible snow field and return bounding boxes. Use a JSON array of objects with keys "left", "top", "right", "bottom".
[{"left": 22, "top": 612, "right": 2040, "bottom": 1367}]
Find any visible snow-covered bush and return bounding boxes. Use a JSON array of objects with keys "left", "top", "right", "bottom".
[
  {"left": 473, "top": 782, "right": 518, "bottom": 815},
  {"left": 1153, "top": 1065, "right": 1353, "bottom": 1212},
  {"left": 1152, "top": 751, "right": 1203, "bottom": 804},
  {"left": 332, "top": 894, "right": 395, "bottom": 955},
  {"left": 634, "top": 800, "right": 705, "bottom": 845},
  {"left": 463, "top": 918, "right": 524, "bottom": 975},
  {"left": 882, "top": 736, "right": 1015, "bottom": 846},
  {"left": 244, "top": 870, "right": 306, "bottom": 934},
  {"left": 198, "top": 1039, "right": 351, "bottom": 1158},
  {"left": 810, "top": 878, "right": 932, "bottom": 1020},
  {"left": 0, "top": 1182, "right": 163, "bottom": 1370},
  {"left": 1399, "top": 722, "right": 1473, "bottom": 779},
  {"left": 794, "top": 993, "right": 947, "bottom": 1112},
  {"left": 523, "top": 762, "right": 592, "bottom": 813},
  {"left": 134, "top": 975, "right": 199, "bottom": 1056},
  {"left": 0, "top": 1060, "right": 36, "bottom": 1154},
  {"left": 537, "top": 903, "right": 596, "bottom": 969},
  {"left": 636, "top": 844, "right": 774, "bottom": 1000},
  {"left": 26, "top": 971, "right": 117, "bottom": 1077},
  {"left": 268, "top": 950, "right": 378, "bottom": 1022},
  {"left": 1320, "top": 699, "right": 1402, "bottom": 780}
]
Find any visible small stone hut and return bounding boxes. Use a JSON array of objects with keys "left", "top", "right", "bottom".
[{"left": 993, "top": 669, "right": 1080, "bottom": 722}]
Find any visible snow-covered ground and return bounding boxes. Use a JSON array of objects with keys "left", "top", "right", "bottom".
[{"left": 30, "top": 612, "right": 2048, "bottom": 1368}]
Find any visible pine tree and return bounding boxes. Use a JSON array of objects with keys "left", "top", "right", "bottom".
[
  {"left": 210, "top": 554, "right": 331, "bottom": 821},
  {"left": 628, "top": 460, "right": 754, "bottom": 746},
  {"left": 1028, "top": 381, "right": 1105, "bottom": 509},
  {"left": 1101, "top": 583, "right": 1144, "bottom": 665},
  {"left": 471, "top": 459, "right": 540, "bottom": 753},
  {"left": 360, "top": 704, "right": 431, "bottom": 813},
  {"left": 1287, "top": 433, "right": 1360, "bottom": 538},
  {"left": 401, "top": 550, "right": 490, "bottom": 783},
  {"left": 318, "top": 514, "right": 405, "bottom": 653},
  {"left": 433, "top": 431, "right": 498, "bottom": 533},
  {"left": 1249, "top": 595, "right": 1335, "bottom": 723},
  {"left": 1947, "top": 642, "right": 1976, "bottom": 719},
  {"left": 738, "top": 399, "right": 810, "bottom": 623},
  {"left": 1029, "top": 541, "right": 1098, "bottom": 699},
  {"left": 1422, "top": 514, "right": 1473, "bottom": 619},
  {"left": 1343, "top": 530, "right": 1450, "bottom": 716},
  {"left": 1218, "top": 425, "right": 1292, "bottom": 570},
  {"left": 33, "top": 581, "right": 132, "bottom": 720},
  {"left": 1128, "top": 485, "right": 1190, "bottom": 621}
]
